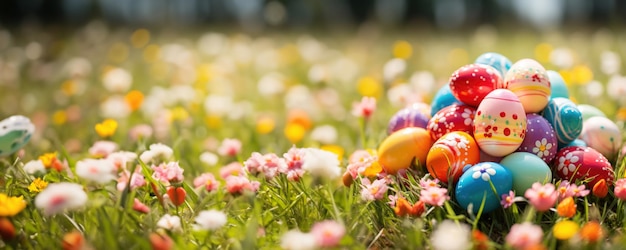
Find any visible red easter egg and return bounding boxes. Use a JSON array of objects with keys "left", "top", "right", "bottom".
[
  {"left": 426, "top": 131, "right": 480, "bottom": 184},
  {"left": 427, "top": 104, "right": 476, "bottom": 141},
  {"left": 553, "top": 146, "right": 614, "bottom": 191},
  {"left": 449, "top": 64, "right": 504, "bottom": 107}
]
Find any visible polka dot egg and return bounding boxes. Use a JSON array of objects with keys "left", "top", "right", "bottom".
[
  {"left": 580, "top": 116, "right": 622, "bottom": 160},
  {"left": 449, "top": 64, "right": 503, "bottom": 107},
  {"left": 427, "top": 104, "right": 476, "bottom": 141}
]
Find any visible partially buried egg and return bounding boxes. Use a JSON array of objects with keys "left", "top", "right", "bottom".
[
  {"left": 504, "top": 59, "right": 551, "bottom": 113},
  {"left": 449, "top": 64, "right": 503, "bottom": 107},
  {"left": 377, "top": 127, "right": 433, "bottom": 175},
  {"left": 387, "top": 103, "right": 431, "bottom": 134},
  {"left": 426, "top": 131, "right": 480, "bottom": 184},
  {"left": 427, "top": 104, "right": 476, "bottom": 141},
  {"left": 553, "top": 146, "right": 614, "bottom": 197},
  {"left": 474, "top": 89, "right": 527, "bottom": 157}
]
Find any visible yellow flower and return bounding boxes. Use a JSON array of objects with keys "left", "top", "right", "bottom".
[
  {"left": 170, "top": 107, "right": 189, "bottom": 121},
  {"left": 553, "top": 220, "right": 579, "bottom": 240},
  {"left": 285, "top": 123, "right": 306, "bottom": 144},
  {"left": 357, "top": 77, "right": 382, "bottom": 98},
  {"left": 534, "top": 43, "right": 553, "bottom": 64},
  {"left": 0, "top": 194, "right": 26, "bottom": 217},
  {"left": 571, "top": 65, "right": 593, "bottom": 85},
  {"left": 52, "top": 110, "right": 68, "bottom": 125},
  {"left": 39, "top": 153, "right": 57, "bottom": 168},
  {"left": 256, "top": 116, "right": 275, "bottom": 134},
  {"left": 95, "top": 119, "right": 118, "bottom": 138},
  {"left": 393, "top": 40, "right": 413, "bottom": 59},
  {"left": 130, "top": 29, "right": 151, "bottom": 48},
  {"left": 28, "top": 178, "right": 48, "bottom": 193},
  {"left": 125, "top": 90, "right": 144, "bottom": 111},
  {"left": 320, "top": 145, "right": 344, "bottom": 161},
  {"left": 205, "top": 115, "right": 222, "bottom": 129}
]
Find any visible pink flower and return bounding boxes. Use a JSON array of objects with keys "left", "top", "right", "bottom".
[
  {"left": 88, "top": 141, "right": 118, "bottom": 158},
  {"left": 614, "top": 179, "right": 626, "bottom": 200},
  {"left": 225, "top": 175, "right": 260, "bottom": 194},
  {"left": 505, "top": 222, "right": 543, "bottom": 249},
  {"left": 524, "top": 182, "right": 558, "bottom": 212},
  {"left": 419, "top": 177, "right": 440, "bottom": 189},
  {"left": 151, "top": 161, "right": 184, "bottom": 185},
  {"left": 193, "top": 173, "right": 220, "bottom": 192},
  {"left": 243, "top": 152, "right": 287, "bottom": 179},
  {"left": 500, "top": 190, "right": 524, "bottom": 209},
  {"left": 129, "top": 124, "right": 153, "bottom": 141},
  {"left": 351, "top": 96, "right": 376, "bottom": 119},
  {"left": 419, "top": 186, "right": 449, "bottom": 207},
  {"left": 360, "top": 178, "right": 389, "bottom": 201},
  {"left": 133, "top": 198, "right": 150, "bottom": 213},
  {"left": 116, "top": 169, "right": 146, "bottom": 191},
  {"left": 310, "top": 220, "right": 345, "bottom": 248},
  {"left": 283, "top": 146, "right": 306, "bottom": 181},
  {"left": 219, "top": 162, "right": 246, "bottom": 179},
  {"left": 217, "top": 138, "right": 242, "bottom": 157},
  {"left": 106, "top": 151, "right": 137, "bottom": 171},
  {"left": 558, "top": 180, "right": 590, "bottom": 200},
  {"left": 345, "top": 150, "right": 376, "bottom": 179}
]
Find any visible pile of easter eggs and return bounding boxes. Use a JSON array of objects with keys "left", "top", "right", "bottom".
[{"left": 377, "top": 52, "right": 622, "bottom": 213}]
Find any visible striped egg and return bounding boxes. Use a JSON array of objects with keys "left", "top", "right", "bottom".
[
  {"left": 542, "top": 97, "right": 582, "bottom": 145},
  {"left": 426, "top": 131, "right": 480, "bottom": 184},
  {"left": 474, "top": 89, "right": 527, "bottom": 157},
  {"left": 504, "top": 59, "right": 551, "bottom": 113}
]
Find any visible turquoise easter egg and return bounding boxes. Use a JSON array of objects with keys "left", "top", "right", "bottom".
[
  {"left": 547, "top": 70, "right": 569, "bottom": 99},
  {"left": 455, "top": 162, "right": 512, "bottom": 214},
  {"left": 563, "top": 139, "right": 586, "bottom": 148},
  {"left": 0, "top": 115, "right": 35, "bottom": 157},
  {"left": 475, "top": 52, "right": 512, "bottom": 78},
  {"left": 577, "top": 104, "right": 606, "bottom": 121},
  {"left": 542, "top": 97, "right": 582, "bottom": 145},
  {"left": 499, "top": 152, "right": 552, "bottom": 194},
  {"left": 430, "top": 83, "right": 461, "bottom": 117}
]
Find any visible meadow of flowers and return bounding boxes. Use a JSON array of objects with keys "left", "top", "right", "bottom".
[{"left": 1, "top": 22, "right": 626, "bottom": 249}]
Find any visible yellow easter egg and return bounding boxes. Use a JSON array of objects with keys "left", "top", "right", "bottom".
[{"left": 377, "top": 127, "right": 433, "bottom": 174}]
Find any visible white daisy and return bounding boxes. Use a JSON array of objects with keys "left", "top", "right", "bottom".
[
  {"left": 558, "top": 152, "right": 579, "bottom": 176},
  {"left": 472, "top": 164, "right": 497, "bottom": 181},
  {"left": 531, "top": 138, "right": 553, "bottom": 158}
]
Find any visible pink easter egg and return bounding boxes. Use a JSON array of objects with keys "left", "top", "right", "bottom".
[{"left": 553, "top": 146, "right": 614, "bottom": 195}]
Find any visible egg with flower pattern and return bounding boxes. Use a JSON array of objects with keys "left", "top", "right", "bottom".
[
  {"left": 504, "top": 59, "right": 551, "bottom": 113},
  {"left": 387, "top": 103, "right": 431, "bottom": 134},
  {"left": 377, "top": 127, "right": 433, "bottom": 175},
  {"left": 0, "top": 115, "right": 35, "bottom": 157},
  {"left": 542, "top": 97, "right": 582, "bottom": 145},
  {"left": 426, "top": 131, "right": 480, "bottom": 184},
  {"left": 515, "top": 114, "right": 557, "bottom": 164},
  {"left": 473, "top": 89, "right": 527, "bottom": 157},
  {"left": 449, "top": 64, "right": 504, "bottom": 107},
  {"left": 455, "top": 162, "right": 512, "bottom": 213},
  {"left": 427, "top": 104, "right": 476, "bottom": 141},
  {"left": 553, "top": 146, "right": 614, "bottom": 197}
]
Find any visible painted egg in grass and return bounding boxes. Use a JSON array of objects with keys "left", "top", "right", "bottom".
[
  {"left": 377, "top": 127, "right": 433, "bottom": 175},
  {"left": 449, "top": 64, "right": 503, "bottom": 107},
  {"left": 426, "top": 132, "right": 480, "bottom": 184},
  {"left": 542, "top": 97, "right": 582, "bottom": 145},
  {"left": 0, "top": 115, "right": 35, "bottom": 157},
  {"left": 504, "top": 59, "right": 551, "bottom": 113},
  {"left": 455, "top": 162, "right": 512, "bottom": 214},
  {"left": 547, "top": 70, "right": 569, "bottom": 99},
  {"left": 580, "top": 116, "right": 622, "bottom": 159},
  {"left": 430, "top": 84, "right": 461, "bottom": 117},
  {"left": 473, "top": 89, "right": 527, "bottom": 157},
  {"left": 387, "top": 103, "right": 431, "bottom": 134},
  {"left": 553, "top": 146, "right": 614, "bottom": 197},
  {"left": 475, "top": 52, "right": 512, "bottom": 78},
  {"left": 427, "top": 104, "right": 476, "bottom": 141},
  {"left": 515, "top": 114, "right": 557, "bottom": 164},
  {"left": 500, "top": 152, "right": 552, "bottom": 194},
  {"left": 577, "top": 104, "right": 606, "bottom": 121}
]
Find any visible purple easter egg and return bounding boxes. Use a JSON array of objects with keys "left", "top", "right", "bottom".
[
  {"left": 387, "top": 103, "right": 431, "bottom": 134},
  {"left": 515, "top": 114, "right": 558, "bottom": 164}
]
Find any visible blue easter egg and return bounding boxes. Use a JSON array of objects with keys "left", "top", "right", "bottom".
[
  {"left": 430, "top": 84, "right": 461, "bottom": 117},
  {"left": 559, "top": 139, "right": 587, "bottom": 150},
  {"left": 455, "top": 162, "right": 512, "bottom": 214},
  {"left": 475, "top": 52, "right": 512, "bottom": 78},
  {"left": 0, "top": 115, "right": 35, "bottom": 157},
  {"left": 499, "top": 152, "right": 551, "bottom": 194},
  {"left": 387, "top": 103, "right": 431, "bottom": 134},
  {"left": 542, "top": 98, "right": 582, "bottom": 145},
  {"left": 547, "top": 70, "right": 569, "bottom": 99}
]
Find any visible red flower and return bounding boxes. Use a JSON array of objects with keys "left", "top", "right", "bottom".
[{"left": 166, "top": 186, "right": 186, "bottom": 207}]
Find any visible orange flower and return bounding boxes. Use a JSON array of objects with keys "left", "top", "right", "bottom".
[
  {"left": 166, "top": 186, "right": 186, "bottom": 207},
  {"left": 592, "top": 179, "right": 608, "bottom": 198},
  {"left": 472, "top": 229, "right": 489, "bottom": 250},
  {"left": 0, "top": 218, "right": 15, "bottom": 241},
  {"left": 580, "top": 221, "right": 604, "bottom": 243},
  {"left": 125, "top": 90, "right": 144, "bottom": 111},
  {"left": 62, "top": 231, "right": 85, "bottom": 250},
  {"left": 394, "top": 197, "right": 412, "bottom": 217},
  {"left": 287, "top": 109, "right": 312, "bottom": 131},
  {"left": 556, "top": 197, "right": 576, "bottom": 218},
  {"left": 410, "top": 200, "right": 425, "bottom": 217},
  {"left": 150, "top": 232, "right": 173, "bottom": 250}
]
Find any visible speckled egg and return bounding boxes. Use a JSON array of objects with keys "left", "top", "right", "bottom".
[
  {"left": 0, "top": 115, "right": 35, "bottom": 157},
  {"left": 474, "top": 89, "right": 527, "bottom": 157},
  {"left": 504, "top": 59, "right": 551, "bottom": 113},
  {"left": 515, "top": 114, "right": 557, "bottom": 164},
  {"left": 455, "top": 162, "right": 513, "bottom": 213},
  {"left": 426, "top": 132, "right": 480, "bottom": 184},
  {"left": 547, "top": 70, "right": 569, "bottom": 99},
  {"left": 500, "top": 152, "right": 552, "bottom": 194},
  {"left": 577, "top": 104, "right": 606, "bottom": 121},
  {"left": 387, "top": 103, "right": 431, "bottom": 134},
  {"left": 475, "top": 52, "right": 512, "bottom": 78},
  {"left": 580, "top": 116, "right": 622, "bottom": 159},
  {"left": 449, "top": 64, "right": 504, "bottom": 107},
  {"left": 430, "top": 83, "right": 462, "bottom": 117},
  {"left": 427, "top": 104, "right": 476, "bottom": 141},
  {"left": 553, "top": 146, "right": 614, "bottom": 197},
  {"left": 377, "top": 127, "right": 434, "bottom": 175},
  {"left": 542, "top": 97, "right": 582, "bottom": 145}
]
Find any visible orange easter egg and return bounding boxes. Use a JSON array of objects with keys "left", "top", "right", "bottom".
[
  {"left": 377, "top": 127, "right": 433, "bottom": 175},
  {"left": 426, "top": 131, "right": 480, "bottom": 184}
]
